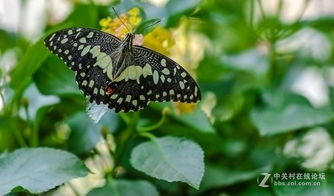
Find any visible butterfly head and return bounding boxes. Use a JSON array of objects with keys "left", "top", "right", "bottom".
[{"left": 121, "top": 33, "right": 135, "bottom": 50}]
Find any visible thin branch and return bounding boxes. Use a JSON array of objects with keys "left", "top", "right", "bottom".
[
  {"left": 256, "top": 0, "right": 266, "bottom": 20},
  {"left": 276, "top": 0, "right": 284, "bottom": 17},
  {"left": 250, "top": 0, "right": 255, "bottom": 27},
  {"left": 297, "top": 0, "right": 311, "bottom": 21}
]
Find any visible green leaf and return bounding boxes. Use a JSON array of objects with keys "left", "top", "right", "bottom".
[
  {"left": 0, "top": 148, "right": 89, "bottom": 194},
  {"left": 33, "top": 55, "right": 80, "bottom": 95},
  {"left": 20, "top": 83, "right": 59, "bottom": 120},
  {"left": 87, "top": 179, "right": 159, "bottom": 196},
  {"left": 198, "top": 165, "right": 270, "bottom": 192},
  {"left": 9, "top": 39, "right": 49, "bottom": 90},
  {"left": 63, "top": 3, "right": 99, "bottom": 28},
  {"left": 251, "top": 92, "right": 334, "bottom": 135},
  {"left": 130, "top": 136, "right": 204, "bottom": 189},
  {"left": 67, "top": 111, "right": 121, "bottom": 154},
  {"left": 166, "top": 0, "right": 200, "bottom": 14},
  {"left": 177, "top": 108, "right": 215, "bottom": 133},
  {"left": 135, "top": 18, "right": 161, "bottom": 34},
  {"left": 223, "top": 49, "right": 269, "bottom": 76},
  {"left": 116, "top": 0, "right": 200, "bottom": 26},
  {"left": 0, "top": 29, "right": 19, "bottom": 53},
  {"left": 0, "top": 116, "right": 27, "bottom": 150}
]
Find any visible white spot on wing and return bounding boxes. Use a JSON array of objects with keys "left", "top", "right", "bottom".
[
  {"left": 81, "top": 45, "right": 91, "bottom": 56},
  {"left": 140, "top": 95, "right": 145, "bottom": 100},
  {"left": 179, "top": 81, "right": 185, "bottom": 89},
  {"left": 117, "top": 97, "right": 123, "bottom": 104},
  {"left": 79, "top": 38, "right": 86, "bottom": 43},
  {"left": 61, "top": 38, "right": 68, "bottom": 44},
  {"left": 49, "top": 34, "right": 56, "bottom": 41},
  {"left": 89, "top": 80, "right": 94, "bottom": 88},
  {"left": 153, "top": 70, "right": 159, "bottom": 84},
  {"left": 162, "top": 68, "right": 170, "bottom": 75},
  {"left": 160, "top": 75, "right": 165, "bottom": 83},
  {"left": 161, "top": 59, "right": 166, "bottom": 67},
  {"left": 126, "top": 95, "right": 131, "bottom": 102},
  {"left": 87, "top": 32, "right": 94, "bottom": 38},
  {"left": 100, "top": 89, "right": 105, "bottom": 95}
]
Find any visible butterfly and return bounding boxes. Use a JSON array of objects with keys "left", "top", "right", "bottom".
[{"left": 44, "top": 27, "right": 201, "bottom": 112}]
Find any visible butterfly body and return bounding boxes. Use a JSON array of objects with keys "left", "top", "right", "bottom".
[{"left": 44, "top": 27, "right": 201, "bottom": 112}]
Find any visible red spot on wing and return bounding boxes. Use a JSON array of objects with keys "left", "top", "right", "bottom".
[{"left": 106, "top": 86, "right": 115, "bottom": 95}]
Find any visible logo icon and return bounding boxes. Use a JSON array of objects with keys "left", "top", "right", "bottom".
[{"left": 257, "top": 173, "right": 271, "bottom": 187}]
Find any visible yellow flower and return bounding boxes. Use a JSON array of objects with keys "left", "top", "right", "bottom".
[
  {"left": 98, "top": 7, "right": 174, "bottom": 55},
  {"left": 99, "top": 17, "right": 112, "bottom": 28},
  {"left": 173, "top": 102, "right": 197, "bottom": 115},
  {"left": 143, "top": 26, "right": 175, "bottom": 55},
  {"left": 99, "top": 8, "right": 141, "bottom": 39},
  {"left": 128, "top": 7, "right": 140, "bottom": 16}
]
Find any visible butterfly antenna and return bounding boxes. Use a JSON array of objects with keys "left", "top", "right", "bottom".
[
  {"left": 112, "top": 7, "right": 132, "bottom": 33},
  {"left": 143, "top": 19, "right": 161, "bottom": 31}
]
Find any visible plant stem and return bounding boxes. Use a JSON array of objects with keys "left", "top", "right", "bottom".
[
  {"left": 31, "top": 124, "right": 39, "bottom": 147},
  {"left": 276, "top": 0, "right": 284, "bottom": 17},
  {"left": 250, "top": 0, "right": 254, "bottom": 28},
  {"left": 137, "top": 108, "right": 169, "bottom": 132},
  {"left": 109, "top": 112, "right": 139, "bottom": 178},
  {"left": 267, "top": 41, "right": 278, "bottom": 85},
  {"left": 297, "top": 0, "right": 311, "bottom": 21},
  {"left": 138, "top": 131, "right": 157, "bottom": 141},
  {"left": 0, "top": 87, "right": 5, "bottom": 108},
  {"left": 10, "top": 119, "right": 27, "bottom": 147},
  {"left": 23, "top": 104, "right": 34, "bottom": 147},
  {"left": 256, "top": 0, "right": 266, "bottom": 20}
]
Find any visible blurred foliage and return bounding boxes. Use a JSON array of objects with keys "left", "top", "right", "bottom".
[{"left": 1, "top": 0, "right": 334, "bottom": 195}]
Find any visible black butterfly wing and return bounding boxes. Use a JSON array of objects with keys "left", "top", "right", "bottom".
[
  {"left": 44, "top": 27, "right": 121, "bottom": 70},
  {"left": 44, "top": 28, "right": 126, "bottom": 110},
  {"left": 44, "top": 28, "right": 201, "bottom": 113},
  {"left": 101, "top": 46, "right": 202, "bottom": 112},
  {"left": 89, "top": 45, "right": 202, "bottom": 113},
  {"left": 132, "top": 46, "right": 201, "bottom": 103}
]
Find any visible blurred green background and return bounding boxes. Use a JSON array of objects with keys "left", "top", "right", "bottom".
[{"left": 1, "top": 0, "right": 334, "bottom": 195}]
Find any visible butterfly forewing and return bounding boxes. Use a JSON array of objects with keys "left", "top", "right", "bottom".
[
  {"left": 44, "top": 28, "right": 123, "bottom": 110},
  {"left": 133, "top": 46, "right": 201, "bottom": 103},
  {"left": 44, "top": 28, "right": 201, "bottom": 113}
]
